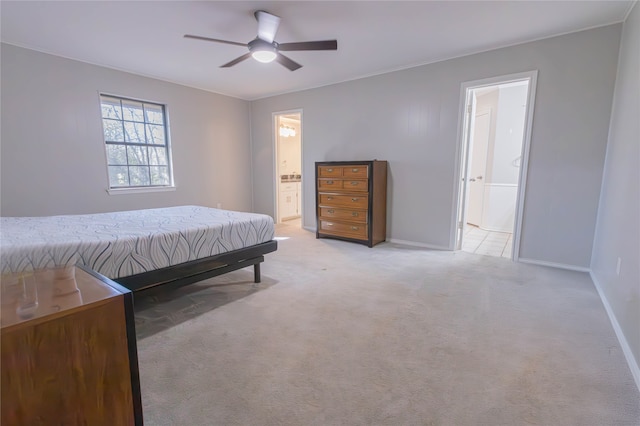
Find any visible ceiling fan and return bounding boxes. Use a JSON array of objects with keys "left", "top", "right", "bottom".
[{"left": 184, "top": 10, "right": 337, "bottom": 71}]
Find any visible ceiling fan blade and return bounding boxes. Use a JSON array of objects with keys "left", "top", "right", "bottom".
[
  {"left": 220, "top": 52, "right": 252, "bottom": 68},
  {"left": 184, "top": 34, "right": 247, "bottom": 47},
  {"left": 255, "top": 10, "right": 280, "bottom": 43},
  {"left": 276, "top": 53, "right": 302, "bottom": 71},
  {"left": 278, "top": 40, "right": 338, "bottom": 51}
]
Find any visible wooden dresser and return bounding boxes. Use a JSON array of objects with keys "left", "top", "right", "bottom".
[
  {"left": 315, "top": 160, "right": 388, "bottom": 247},
  {"left": 1, "top": 265, "right": 143, "bottom": 426}
]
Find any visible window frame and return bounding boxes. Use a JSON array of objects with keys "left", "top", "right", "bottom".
[{"left": 99, "top": 93, "right": 175, "bottom": 193}]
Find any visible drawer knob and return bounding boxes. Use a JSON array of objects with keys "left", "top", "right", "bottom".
[
  {"left": 350, "top": 181, "right": 359, "bottom": 186},
  {"left": 351, "top": 212, "right": 359, "bottom": 217},
  {"left": 326, "top": 180, "right": 334, "bottom": 184},
  {"left": 351, "top": 198, "right": 358, "bottom": 202},
  {"left": 352, "top": 168, "right": 359, "bottom": 172},
  {"left": 327, "top": 196, "right": 334, "bottom": 200},
  {"left": 351, "top": 226, "right": 359, "bottom": 231},
  {"left": 327, "top": 168, "right": 333, "bottom": 172},
  {"left": 328, "top": 209, "right": 335, "bottom": 214},
  {"left": 327, "top": 222, "right": 334, "bottom": 226}
]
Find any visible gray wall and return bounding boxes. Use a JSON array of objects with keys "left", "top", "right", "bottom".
[
  {"left": 591, "top": 4, "right": 639, "bottom": 380},
  {"left": 250, "top": 24, "right": 621, "bottom": 268},
  {"left": 1, "top": 43, "right": 253, "bottom": 216}
]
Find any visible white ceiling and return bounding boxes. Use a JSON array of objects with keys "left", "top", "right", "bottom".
[{"left": 0, "top": 1, "right": 634, "bottom": 100}]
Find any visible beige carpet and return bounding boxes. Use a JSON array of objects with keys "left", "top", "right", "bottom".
[{"left": 135, "top": 223, "right": 640, "bottom": 425}]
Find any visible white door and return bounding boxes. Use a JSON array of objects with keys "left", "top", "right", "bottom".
[{"left": 467, "top": 110, "right": 490, "bottom": 226}]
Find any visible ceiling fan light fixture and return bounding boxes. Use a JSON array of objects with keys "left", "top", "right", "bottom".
[
  {"left": 248, "top": 38, "right": 277, "bottom": 63},
  {"left": 251, "top": 49, "right": 277, "bottom": 63}
]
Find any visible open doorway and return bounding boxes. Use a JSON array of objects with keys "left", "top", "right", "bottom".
[
  {"left": 274, "top": 111, "right": 302, "bottom": 226},
  {"left": 455, "top": 71, "right": 537, "bottom": 260}
]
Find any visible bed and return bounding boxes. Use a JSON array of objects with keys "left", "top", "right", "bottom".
[{"left": 0, "top": 205, "right": 277, "bottom": 295}]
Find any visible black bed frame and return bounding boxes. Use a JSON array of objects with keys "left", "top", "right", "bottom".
[{"left": 114, "top": 240, "right": 277, "bottom": 297}]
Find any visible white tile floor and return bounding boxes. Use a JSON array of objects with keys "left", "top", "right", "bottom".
[{"left": 461, "top": 224, "right": 512, "bottom": 258}]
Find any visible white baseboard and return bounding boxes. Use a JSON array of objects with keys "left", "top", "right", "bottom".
[
  {"left": 590, "top": 272, "right": 640, "bottom": 393},
  {"left": 386, "top": 238, "right": 449, "bottom": 250},
  {"left": 517, "top": 257, "right": 590, "bottom": 273}
]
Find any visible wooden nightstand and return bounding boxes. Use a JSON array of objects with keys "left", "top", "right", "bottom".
[{"left": 1, "top": 265, "right": 143, "bottom": 425}]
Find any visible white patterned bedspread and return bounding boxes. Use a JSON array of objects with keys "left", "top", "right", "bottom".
[{"left": 0, "top": 205, "right": 275, "bottom": 278}]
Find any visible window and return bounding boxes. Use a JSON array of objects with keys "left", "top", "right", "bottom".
[{"left": 100, "top": 94, "right": 173, "bottom": 189}]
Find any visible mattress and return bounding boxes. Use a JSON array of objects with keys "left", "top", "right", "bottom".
[{"left": 0, "top": 205, "right": 275, "bottom": 278}]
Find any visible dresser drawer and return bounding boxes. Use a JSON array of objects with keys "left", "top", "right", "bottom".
[
  {"left": 342, "top": 165, "right": 368, "bottom": 178},
  {"left": 280, "top": 182, "right": 297, "bottom": 192},
  {"left": 318, "top": 178, "right": 368, "bottom": 192},
  {"left": 318, "top": 166, "right": 343, "bottom": 178},
  {"left": 319, "top": 207, "right": 367, "bottom": 223},
  {"left": 341, "top": 179, "right": 368, "bottom": 192},
  {"left": 319, "top": 220, "right": 368, "bottom": 239},
  {"left": 317, "top": 178, "right": 341, "bottom": 191},
  {"left": 318, "top": 193, "right": 368, "bottom": 209}
]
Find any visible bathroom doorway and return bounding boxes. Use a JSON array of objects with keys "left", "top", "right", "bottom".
[
  {"left": 274, "top": 111, "right": 302, "bottom": 226},
  {"left": 455, "top": 71, "right": 537, "bottom": 260}
]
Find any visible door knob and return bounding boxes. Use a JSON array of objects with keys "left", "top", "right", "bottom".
[{"left": 469, "top": 178, "right": 476, "bottom": 182}]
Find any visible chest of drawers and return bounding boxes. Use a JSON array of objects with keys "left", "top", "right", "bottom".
[{"left": 315, "top": 160, "right": 387, "bottom": 247}]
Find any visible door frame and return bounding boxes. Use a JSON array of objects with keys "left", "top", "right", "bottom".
[
  {"left": 272, "top": 109, "right": 303, "bottom": 224},
  {"left": 451, "top": 70, "right": 538, "bottom": 260}
]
